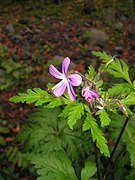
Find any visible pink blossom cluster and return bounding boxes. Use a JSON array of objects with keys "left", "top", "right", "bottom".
[{"left": 49, "top": 57, "right": 105, "bottom": 107}]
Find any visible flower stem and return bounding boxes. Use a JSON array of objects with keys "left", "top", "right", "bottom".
[
  {"left": 74, "top": 71, "right": 96, "bottom": 89},
  {"left": 102, "top": 106, "right": 134, "bottom": 179}
]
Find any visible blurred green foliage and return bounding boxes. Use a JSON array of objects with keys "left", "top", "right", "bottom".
[{"left": 0, "top": 45, "right": 32, "bottom": 90}]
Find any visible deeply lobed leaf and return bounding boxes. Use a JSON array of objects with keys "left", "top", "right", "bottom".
[
  {"left": 9, "top": 88, "right": 52, "bottom": 106},
  {"left": 26, "top": 152, "right": 77, "bottom": 180},
  {"left": 92, "top": 51, "right": 132, "bottom": 85},
  {"left": 108, "top": 83, "right": 132, "bottom": 96},
  {"left": 67, "top": 102, "right": 84, "bottom": 129},
  {"left": 96, "top": 109, "right": 111, "bottom": 127},
  {"left": 16, "top": 107, "right": 91, "bottom": 162},
  {"left": 83, "top": 113, "right": 110, "bottom": 157},
  {"left": 120, "top": 92, "right": 135, "bottom": 105},
  {"left": 81, "top": 160, "right": 97, "bottom": 180},
  {"left": 47, "top": 96, "right": 69, "bottom": 108}
]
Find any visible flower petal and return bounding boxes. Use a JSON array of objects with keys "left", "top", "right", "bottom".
[
  {"left": 67, "top": 84, "right": 76, "bottom": 101},
  {"left": 90, "top": 90, "right": 99, "bottom": 98},
  {"left": 86, "top": 95, "right": 93, "bottom": 102},
  {"left": 49, "top": 65, "right": 64, "bottom": 79},
  {"left": 68, "top": 74, "right": 82, "bottom": 86},
  {"left": 81, "top": 86, "right": 90, "bottom": 97},
  {"left": 62, "top": 57, "right": 70, "bottom": 74},
  {"left": 82, "top": 87, "right": 93, "bottom": 102},
  {"left": 81, "top": 86, "right": 99, "bottom": 103},
  {"left": 52, "top": 80, "right": 67, "bottom": 97}
]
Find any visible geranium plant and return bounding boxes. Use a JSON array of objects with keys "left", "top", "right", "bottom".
[{"left": 10, "top": 51, "right": 135, "bottom": 180}]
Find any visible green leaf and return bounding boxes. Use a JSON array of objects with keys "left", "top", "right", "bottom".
[
  {"left": 92, "top": 51, "right": 132, "bottom": 84},
  {"left": 85, "top": 65, "right": 96, "bottom": 79},
  {"left": 109, "top": 113, "right": 124, "bottom": 140},
  {"left": 26, "top": 152, "right": 77, "bottom": 180},
  {"left": 13, "top": 71, "right": 20, "bottom": 79},
  {"left": 123, "top": 115, "right": 135, "bottom": 167},
  {"left": 0, "top": 126, "right": 10, "bottom": 134},
  {"left": 96, "top": 79, "right": 103, "bottom": 89},
  {"left": 6, "top": 146, "right": 27, "bottom": 168},
  {"left": 120, "top": 92, "right": 135, "bottom": 105},
  {"left": 9, "top": 88, "right": 52, "bottom": 106},
  {"left": 83, "top": 113, "right": 110, "bottom": 157},
  {"left": 83, "top": 104, "right": 90, "bottom": 113},
  {"left": 133, "top": 80, "right": 135, "bottom": 89},
  {"left": 47, "top": 96, "right": 69, "bottom": 108},
  {"left": 96, "top": 109, "right": 111, "bottom": 127},
  {"left": 67, "top": 102, "right": 84, "bottom": 129},
  {"left": 17, "top": 107, "right": 91, "bottom": 162},
  {"left": 108, "top": 58, "right": 132, "bottom": 84},
  {"left": 82, "top": 113, "right": 92, "bottom": 131},
  {"left": 59, "top": 104, "right": 72, "bottom": 118},
  {"left": 125, "top": 168, "right": 135, "bottom": 180},
  {"left": 108, "top": 83, "right": 132, "bottom": 95},
  {"left": 92, "top": 51, "right": 112, "bottom": 63},
  {"left": 127, "top": 143, "right": 135, "bottom": 167},
  {"left": 0, "top": 136, "right": 6, "bottom": 145},
  {"left": 81, "top": 160, "right": 97, "bottom": 180}
]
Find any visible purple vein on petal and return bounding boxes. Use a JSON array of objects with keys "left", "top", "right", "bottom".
[
  {"left": 67, "top": 83, "right": 76, "bottom": 101},
  {"left": 68, "top": 74, "right": 82, "bottom": 86},
  {"left": 62, "top": 57, "right": 70, "bottom": 74},
  {"left": 52, "top": 80, "right": 67, "bottom": 97},
  {"left": 49, "top": 65, "right": 64, "bottom": 79},
  {"left": 90, "top": 90, "right": 99, "bottom": 98}
]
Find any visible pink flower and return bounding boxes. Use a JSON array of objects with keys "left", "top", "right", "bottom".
[
  {"left": 49, "top": 57, "right": 82, "bottom": 101},
  {"left": 81, "top": 86, "right": 99, "bottom": 103}
]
